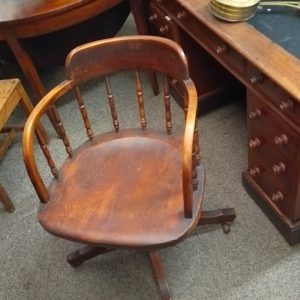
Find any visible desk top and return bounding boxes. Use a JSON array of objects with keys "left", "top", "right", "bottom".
[
  {"left": 248, "top": 6, "right": 300, "bottom": 60},
  {"left": 177, "top": 0, "right": 300, "bottom": 102}
]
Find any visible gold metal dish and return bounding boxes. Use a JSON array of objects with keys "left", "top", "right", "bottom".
[{"left": 210, "top": 0, "right": 300, "bottom": 22}]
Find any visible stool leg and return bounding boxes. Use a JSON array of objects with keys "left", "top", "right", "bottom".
[{"left": 0, "top": 184, "right": 15, "bottom": 212}]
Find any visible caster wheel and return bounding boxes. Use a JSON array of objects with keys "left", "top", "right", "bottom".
[{"left": 221, "top": 222, "right": 231, "bottom": 234}]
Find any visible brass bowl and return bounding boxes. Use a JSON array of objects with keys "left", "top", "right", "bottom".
[{"left": 209, "top": 0, "right": 259, "bottom": 21}]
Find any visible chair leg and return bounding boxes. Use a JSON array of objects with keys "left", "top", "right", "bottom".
[
  {"left": 197, "top": 208, "right": 236, "bottom": 233},
  {"left": 0, "top": 184, "right": 15, "bottom": 212},
  {"left": 149, "top": 251, "right": 172, "bottom": 300},
  {"left": 67, "top": 245, "right": 115, "bottom": 267}
]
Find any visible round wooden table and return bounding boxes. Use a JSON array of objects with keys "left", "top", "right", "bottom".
[{"left": 0, "top": 0, "right": 126, "bottom": 100}]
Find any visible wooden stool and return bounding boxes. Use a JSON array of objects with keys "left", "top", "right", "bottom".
[{"left": 0, "top": 78, "right": 47, "bottom": 212}]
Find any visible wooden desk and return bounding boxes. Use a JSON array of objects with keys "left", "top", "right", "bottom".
[{"left": 133, "top": 0, "right": 300, "bottom": 244}]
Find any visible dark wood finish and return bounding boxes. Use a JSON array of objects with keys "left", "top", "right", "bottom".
[
  {"left": 136, "top": 0, "right": 300, "bottom": 244},
  {"left": 22, "top": 36, "right": 235, "bottom": 299},
  {"left": 243, "top": 172, "right": 300, "bottom": 245},
  {"left": 149, "top": 251, "right": 171, "bottom": 300},
  {"left": 67, "top": 246, "right": 115, "bottom": 267},
  {"left": 0, "top": 183, "right": 15, "bottom": 212},
  {"left": 134, "top": 0, "right": 245, "bottom": 114}
]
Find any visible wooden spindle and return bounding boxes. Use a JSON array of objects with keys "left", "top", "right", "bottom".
[
  {"left": 135, "top": 71, "right": 146, "bottom": 130},
  {"left": 36, "top": 134, "right": 59, "bottom": 179},
  {"left": 75, "top": 87, "right": 94, "bottom": 141},
  {"left": 193, "top": 121, "right": 201, "bottom": 165},
  {"left": 50, "top": 104, "right": 73, "bottom": 158},
  {"left": 105, "top": 76, "right": 119, "bottom": 132},
  {"left": 163, "top": 77, "right": 172, "bottom": 134}
]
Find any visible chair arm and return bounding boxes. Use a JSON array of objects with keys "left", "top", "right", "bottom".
[
  {"left": 182, "top": 79, "right": 198, "bottom": 218},
  {"left": 22, "top": 80, "right": 73, "bottom": 203}
]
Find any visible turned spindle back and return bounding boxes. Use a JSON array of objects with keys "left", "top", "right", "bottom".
[{"left": 23, "top": 36, "right": 199, "bottom": 212}]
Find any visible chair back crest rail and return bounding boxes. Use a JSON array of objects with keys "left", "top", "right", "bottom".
[{"left": 22, "top": 36, "right": 200, "bottom": 218}]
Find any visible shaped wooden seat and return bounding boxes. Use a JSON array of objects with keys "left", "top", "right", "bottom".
[
  {"left": 39, "top": 129, "right": 205, "bottom": 248},
  {"left": 23, "top": 36, "right": 235, "bottom": 299}
]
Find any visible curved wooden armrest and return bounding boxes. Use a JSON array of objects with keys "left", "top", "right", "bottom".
[
  {"left": 182, "top": 79, "right": 198, "bottom": 218},
  {"left": 22, "top": 80, "right": 73, "bottom": 203}
]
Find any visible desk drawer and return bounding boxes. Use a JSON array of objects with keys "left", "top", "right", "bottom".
[
  {"left": 247, "top": 63, "right": 300, "bottom": 126},
  {"left": 247, "top": 91, "right": 300, "bottom": 162},
  {"left": 247, "top": 91, "right": 300, "bottom": 221},
  {"left": 152, "top": 0, "right": 246, "bottom": 78},
  {"left": 148, "top": 2, "right": 179, "bottom": 40},
  {"left": 247, "top": 154, "right": 299, "bottom": 221}
]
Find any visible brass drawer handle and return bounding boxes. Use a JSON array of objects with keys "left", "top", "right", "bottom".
[
  {"left": 159, "top": 25, "right": 169, "bottom": 33},
  {"left": 249, "top": 137, "right": 261, "bottom": 149},
  {"left": 271, "top": 191, "right": 284, "bottom": 203},
  {"left": 279, "top": 99, "right": 294, "bottom": 111},
  {"left": 248, "top": 108, "right": 262, "bottom": 120},
  {"left": 149, "top": 14, "right": 158, "bottom": 22},
  {"left": 177, "top": 11, "right": 186, "bottom": 20},
  {"left": 216, "top": 45, "right": 227, "bottom": 55},
  {"left": 274, "top": 134, "right": 288, "bottom": 146},
  {"left": 272, "top": 162, "right": 286, "bottom": 174},
  {"left": 249, "top": 167, "right": 261, "bottom": 177},
  {"left": 250, "top": 74, "right": 264, "bottom": 85}
]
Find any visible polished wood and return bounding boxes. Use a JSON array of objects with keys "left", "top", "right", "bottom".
[
  {"left": 22, "top": 36, "right": 206, "bottom": 299},
  {"left": 105, "top": 76, "right": 119, "bottom": 133},
  {"left": 137, "top": 0, "right": 300, "bottom": 244},
  {"left": 67, "top": 246, "right": 115, "bottom": 267},
  {"left": 149, "top": 251, "right": 171, "bottom": 300}
]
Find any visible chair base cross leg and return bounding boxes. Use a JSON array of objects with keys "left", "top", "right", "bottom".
[
  {"left": 197, "top": 208, "right": 236, "bottom": 233},
  {"left": 67, "top": 245, "right": 115, "bottom": 267},
  {"left": 149, "top": 251, "right": 172, "bottom": 300}
]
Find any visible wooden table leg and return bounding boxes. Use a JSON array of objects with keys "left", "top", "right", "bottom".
[
  {"left": 2, "top": 27, "right": 61, "bottom": 137},
  {"left": 17, "top": 83, "right": 48, "bottom": 145},
  {"left": 129, "top": 0, "right": 159, "bottom": 95},
  {"left": 0, "top": 184, "right": 15, "bottom": 212}
]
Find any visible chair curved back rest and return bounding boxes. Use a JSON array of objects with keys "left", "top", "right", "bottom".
[
  {"left": 22, "top": 35, "right": 199, "bottom": 218},
  {"left": 65, "top": 35, "right": 190, "bottom": 84}
]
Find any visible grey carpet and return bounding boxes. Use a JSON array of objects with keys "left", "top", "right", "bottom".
[{"left": 1, "top": 14, "right": 300, "bottom": 300}]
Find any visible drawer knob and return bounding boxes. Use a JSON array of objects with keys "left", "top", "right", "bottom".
[
  {"left": 248, "top": 108, "right": 262, "bottom": 120},
  {"left": 216, "top": 45, "right": 227, "bottom": 55},
  {"left": 271, "top": 191, "right": 284, "bottom": 203},
  {"left": 274, "top": 134, "right": 288, "bottom": 146},
  {"left": 249, "top": 167, "right": 261, "bottom": 177},
  {"left": 177, "top": 11, "right": 186, "bottom": 20},
  {"left": 272, "top": 162, "right": 286, "bottom": 174},
  {"left": 249, "top": 137, "right": 261, "bottom": 149},
  {"left": 149, "top": 14, "right": 158, "bottom": 22},
  {"left": 159, "top": 25, "right": 169, "bottom": 34},
  {"left": 250, "top": 74, "right": 264, "bottom": 85},
  {"left": 279, "top": 99, "right": 294, "bottom": 111}
]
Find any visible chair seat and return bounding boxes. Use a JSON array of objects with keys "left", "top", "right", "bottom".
[{"left": 38, "top": 129, "right": 204, "bottom": 249}]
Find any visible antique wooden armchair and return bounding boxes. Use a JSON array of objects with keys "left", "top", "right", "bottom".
[{"left": 22, "top": 36, "right": 235, "bottom": 299}]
